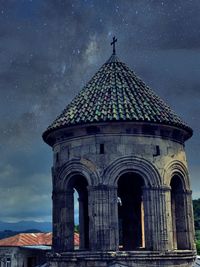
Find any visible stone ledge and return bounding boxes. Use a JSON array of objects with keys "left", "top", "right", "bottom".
[{"left": 48, "top": 250, "right": 196, "bottom": 262}]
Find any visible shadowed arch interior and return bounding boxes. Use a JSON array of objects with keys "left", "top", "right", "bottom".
[
  {"left": 117, "top": 172, "right": 145, "bottom": 250},
  {"left": 67, "top": 174, "right": 89, "bottom": 250},
  {"left": 170, "top": 175, "right": 188, "bottom": 250}
]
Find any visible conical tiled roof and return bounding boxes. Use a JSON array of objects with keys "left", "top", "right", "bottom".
[{"left": 43, "top": 54, "right": 192, "bottom": 141}]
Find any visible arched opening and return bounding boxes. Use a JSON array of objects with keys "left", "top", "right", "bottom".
[
  {"left": 170, "top": 175, "right": 187, "bottom": 250},
  {"left": 117, "top": 172, "right": 145, "bottom": 250},
  {"left": 68, "top": 174, "right": 89, "bottom": 250}
]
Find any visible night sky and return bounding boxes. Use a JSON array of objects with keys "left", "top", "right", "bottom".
[{"left": 1, "top": 0, "right": 200, "bottom": 222}]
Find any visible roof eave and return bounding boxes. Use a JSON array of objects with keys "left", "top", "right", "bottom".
[{"left": 42, "top": 120, "right": 193, "bottom": 147}]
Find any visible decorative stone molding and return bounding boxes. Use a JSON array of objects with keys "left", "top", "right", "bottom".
[
  {"left": 163, "top": 160, "right": 190, "bottom": 190},
  {"left": 103, "top": 156, "right": 161, "bottom": 187},
  {"left": 55, "top": 158, "right": 100, "bottom": 188}
]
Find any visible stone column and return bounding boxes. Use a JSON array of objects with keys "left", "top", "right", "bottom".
[
  {"left": 184, "top": 190, "right": 196, "bottom": 250},
  {"left": 143, "top": 186, "right": 171, "bottom": 251},
  {"left": 64, "top": 189, "right": 74, "bottom": 251},
  {"left": 52, "top": 190, "right": 60, "bottom": 251},
  {"left": 52, "top": 189, "right": 74, "bottom": 251},
  {"left": 88, "top": 185, "right": 118, "bottom": 251},
  {"left": 159, "top": 186, "right": 171, "bottom": 251}
]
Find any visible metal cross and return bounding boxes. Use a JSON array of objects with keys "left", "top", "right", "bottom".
[{"left": 111, "top": 36, "right": 117, "bottom": 55}]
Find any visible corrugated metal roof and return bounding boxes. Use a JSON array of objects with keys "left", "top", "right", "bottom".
[
  {"left": 0, "top": 233, "right": 51, "bottom": 246},
  {"left": 43, "top": 53, "right": 192, "bottom": 144},
  {"left": 0, "top": 232, "right": 79, "bottom": 247}
]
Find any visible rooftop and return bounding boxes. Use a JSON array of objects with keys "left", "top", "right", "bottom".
[
  {"left": 43, "top": 43, "right": 192, "bottom": 143},
  {"left": 0, "top": 232, "right": 79, "bottom": 247}
]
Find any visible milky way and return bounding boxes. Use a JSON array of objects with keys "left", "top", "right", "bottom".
[{"left": 0, "top": 0, "right": 200, "bottom": 222}]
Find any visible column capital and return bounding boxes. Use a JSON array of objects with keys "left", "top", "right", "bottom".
[
  {"left": 176, "top": 189, "right": 192, "bottom": 195},
  {"left": 52, "top": 189, "right": 74, "bottom": 197},
  {"left": 185, "top": 189, "right": 192, "bottom": 195},
  {"left": 88, "top": 184, "right": 117, "bottom": 191},
  {"left": 143, "top": 185, "right": 171, "bottom": 192}
]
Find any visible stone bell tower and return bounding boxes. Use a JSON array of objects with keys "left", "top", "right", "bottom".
[{"left": 43, "top": 39, "right": 196, "bottom": 267}]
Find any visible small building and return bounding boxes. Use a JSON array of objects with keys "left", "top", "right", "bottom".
[
  {"left": 43, "top": 39, "right": 196, "bottom": 267},
  {"left": 0, "top": 233, "right": 51, "bottom": 267},
  {"left": 0, "top": 232, "right": 79, "bottom": 267}
]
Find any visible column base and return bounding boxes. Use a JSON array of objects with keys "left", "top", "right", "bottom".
[{"left": 47, "top": 250, "right": 196, "bottom": 267}]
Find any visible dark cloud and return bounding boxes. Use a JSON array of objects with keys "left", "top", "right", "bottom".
[{"left": 0, "top": 0, "right": 200, "bottom": 222}]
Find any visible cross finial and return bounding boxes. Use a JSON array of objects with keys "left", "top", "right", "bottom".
[{"left": 111, "top": 36, "right": 117, "bottom": 55}]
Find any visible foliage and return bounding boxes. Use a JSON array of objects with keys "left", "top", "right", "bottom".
[
  {"left": 193, "top": 199, "right": 200, "bottom": 231},
  {"left": 196, "top": 230, "right": 200, "bottom": 241},
  {"left": 193, "top": 199, "right": 200, "bottom": 254},
  {"left": 196, "top": 240, "right": 200, "bottom": 255},
  {"left": 74, "top": 225, "right": 79, "bottom": 233}
]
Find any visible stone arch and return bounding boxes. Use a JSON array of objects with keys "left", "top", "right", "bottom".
[
  {"left": 103, "top": 156, "right": 161, "bottom": 188},
  {"left": 103, "top": 156, "right": 161, "bottom": 251},
  {"left": 53, "top": 159, "right": 99, "bottom": 251},
  {"left": 163, "top": 160, "right": 190, "bottom": 191},
  {"left": 57, "top": 158, "right": 99, "bottom": 189}
]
